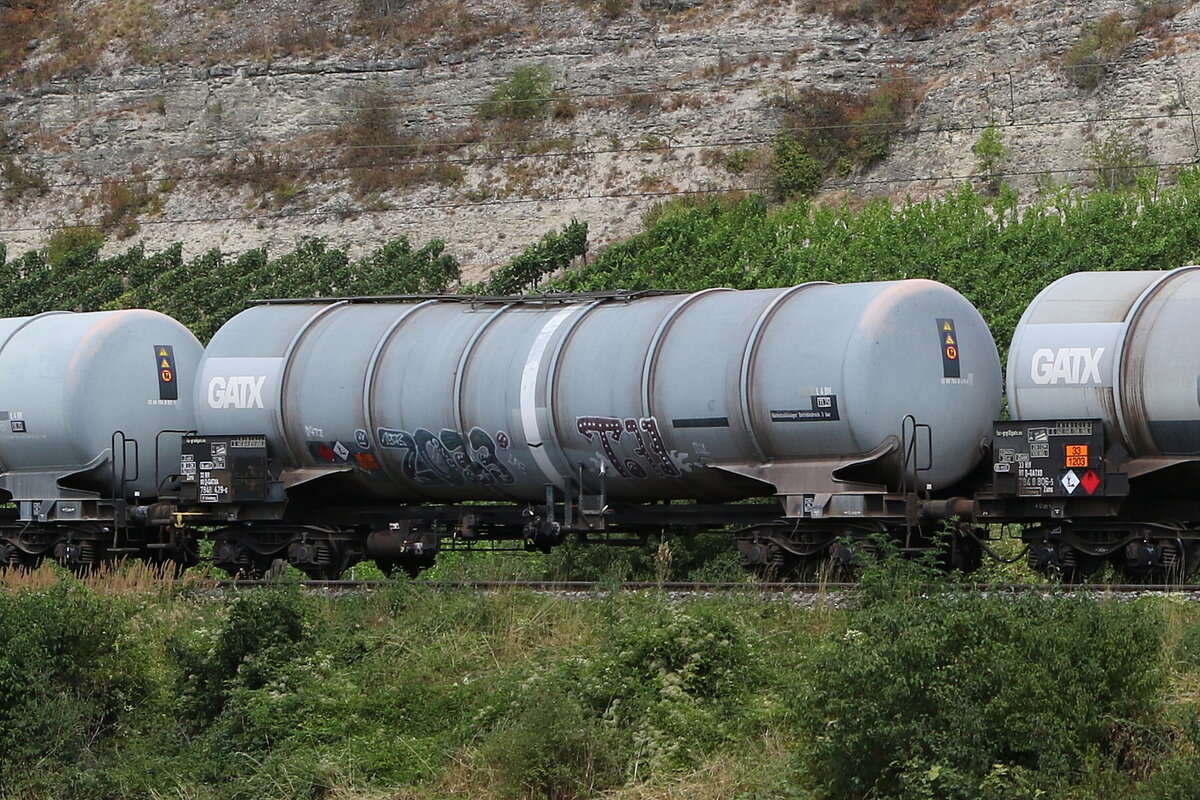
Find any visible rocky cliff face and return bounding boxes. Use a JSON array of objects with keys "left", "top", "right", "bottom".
[{"left": 1, "top": 0, "right": 1197, "bottom": 280}]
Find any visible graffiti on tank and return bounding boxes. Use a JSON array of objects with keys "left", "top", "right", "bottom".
[
  {"left": 376, "top": 426, "right": 515, "bottom": 486},
  {"left": 576, "top": 416, "right": 682, "bottom": 479}
]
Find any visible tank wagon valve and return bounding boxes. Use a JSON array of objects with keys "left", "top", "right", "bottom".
[
  {"left": 366, "top": 526, "right": 439, "bottom": 577},
  {"left": 524, "top": 520, "right": 563, "bottom": 553}
]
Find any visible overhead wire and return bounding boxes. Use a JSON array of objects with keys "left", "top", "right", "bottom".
[
  {"left": 1, "top": 157, "right": 1195, "bottom": 237},
  {"left": 4, "top": 107, "right": 1197, "bottom": 193}
]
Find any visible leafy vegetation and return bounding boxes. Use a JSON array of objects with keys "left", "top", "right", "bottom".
[
  {"left": 1085, "top": 127, "right": 1152, "bottom": 190},
  {"left": 806, "top": 553, "right": 1169, "bottom": 799},
  {"left": 478, "top": 66, "right": 561, "bottom": 121},
  {"left": 770, "top": 134, "right": 823, "bottom": 201},
  {"left": 0, "top": 233, "right": 461, "bottom": 340},
  {"left": 1, "top": 153, "right": 48, "bottom": 203},
  {"left": 328, "top": 86, "right": 479, "bottom": 198},
  {"left": 467, "top": 218, "right": 588, "bottom": 295},
  {"left": 971, "top": 124, "right": 1009, "bottom": 194},
  {"left": 0, "top": 555, "right": 1197, "bottom": 799},
  {"left": 772, "top": 73, "right": 921, "bottom": 186},
  {"left": 1062, "top": 12, "right": 1136, "bottom": 89}
]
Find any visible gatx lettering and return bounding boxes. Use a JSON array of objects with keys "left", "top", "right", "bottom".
[
  {"left": 1030, "top": 347, "right": 1105, "bottom": 385},
  {"left": 208, "top": 376, "right": 266, "bottom": 409}
]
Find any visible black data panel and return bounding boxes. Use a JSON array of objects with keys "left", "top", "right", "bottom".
[
  {"left": 991, "top": 420, "right": 1106, "bottom": 498},
  {"left": 181, "top": 435, "right": 269, "bottom": 503}
]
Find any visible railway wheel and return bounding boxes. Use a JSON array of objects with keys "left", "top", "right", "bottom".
[
  {"left": 54, "top": 539, "right": 109, "bottom": 575},
  {"left": 1181, "top": 541, "right": 1200, "bottom": 580},
  {"left": 287, "top": 540, "right": 345, "bottom": 580},
  {"left": 1060, "top": 551, "right": 1104, "bottom": 584},
  {"left": 1111, "top": 539, "right": 1188, "bottom": 584},
  {"left": 213, "top": 534, "right": 255, "bottom": 578},
  {"left": 0, "top": 540, "right": 42, "bottom": 570}
]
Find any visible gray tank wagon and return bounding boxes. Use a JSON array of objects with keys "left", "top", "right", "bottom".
[
  {"left": 0, "top": 310, "right": 203, "bottom": 570},
  {"left": 190, "top": 280, "right": 1002, "bottom": 577},
  {"left": 989, "top": 266, "right": 1200, "bottom": 579}
]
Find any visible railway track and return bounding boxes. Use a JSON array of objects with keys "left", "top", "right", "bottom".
[{"left": 194, "top": 579, "right": 1200, "bottom": 595}]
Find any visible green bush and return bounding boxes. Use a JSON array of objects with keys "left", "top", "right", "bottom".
[
  {"left": 0, "top": 581, "right": 150, "bottom": 793},
  {"left": 170, "top": 584, "right": 310, "bottom": 724},
  {"left": 473, "top": 219, "right": 588, "bottom": 295},
  {"left": 775, "top": 76, "right": 918, "bottom": 178},
  {"left": 471, "top": 594, "right": 766, "bottom": 795},
  {"left": 0, "top": 154, "right": 47, "bottom": 202},
  {"left": 580, "top": 599, "right": 762, "bottom": 772},
  {"left": 45, "top": 225, "right": 104, "bottom": 268},
  {"left": 479, "top": 66, "right": 558, "bottom": 120},
  {"left": 771, "top": 135, "right": 822, "bottom": 201},
  {"left": 0, "top": 576, "right": 1191, "bottom": 798},
  {"left": 482, "top": 688, "right": 621, "bottom": 800},
  {"left": 1085, "top": 128, "right": 1151, "bottom": 190},
  {"left": 0, "top": 234, "right": 462, "bottom": 339},
  {"left": 543, "top": 532, "right": 742, "bottom": 582},
  {"left": 724, "top": 147, "right": 754, "bottom": 174},
  {"left": 972, "top": 125, "right": 1009, "bottom": 194},
  {"left": 802, "top": 558, "right": 1167, "bottom": 799}
]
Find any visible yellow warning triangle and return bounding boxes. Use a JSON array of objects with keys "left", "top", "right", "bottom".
[
  {"left": 944, "top": 334, "right": 955, "bottom": 345},
  {"left": 158, "top": 347, "right": 168, "bottom": 357},
  {"left": 161, "top": 358, "right": 171, "bottom": 368},
  {"left": 942, "top": 321, "right": 952, "bottom": 331}
]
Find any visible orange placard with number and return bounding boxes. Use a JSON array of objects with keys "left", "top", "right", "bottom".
[{"left": 1065, "top": 444, "right": 1089, "bottom": 468}]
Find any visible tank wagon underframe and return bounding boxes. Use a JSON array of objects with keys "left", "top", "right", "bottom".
[{"left": 170, "top": 429, "right": 958, "bottom": 579}]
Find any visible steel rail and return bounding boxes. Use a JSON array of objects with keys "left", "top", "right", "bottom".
[{"left": 188, "top": 579, "right": 1200, "bottom": 593}]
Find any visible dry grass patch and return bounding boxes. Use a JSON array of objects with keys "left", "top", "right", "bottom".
[
  {"left": 355, "top": 0, "right": 514, "bottom": 50},
  {"left": 1061, "top": 11, "right": 1137, "bottom": 89},
  {"left": 329, "top": 88, "right": 484, "bottom": 197},
  {"left": 0, "top": 559, "right": 211, "bottom": 595},
  {"left": 0, "top": 0, "right": 61, "bottom": 77},
  {"left": 803, "top": 0, "right": 983, "bottom": 30}
]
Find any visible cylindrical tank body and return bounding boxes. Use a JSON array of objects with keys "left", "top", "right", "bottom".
[
  {"left": 0, "top": 310, "right": 203, "bottom": 499},
  {"left": 196, "top": 281, "right": 1001, "bottom": 503},
  {"left": 1009, "top": 266, "right": 1200, "bottom": 457}
]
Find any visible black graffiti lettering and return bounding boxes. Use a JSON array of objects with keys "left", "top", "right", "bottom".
[
  {"left": 577, "top": 415, "right": 679, "bottom": 479},
  {"left": 468, "top": 427, "right": 516, "bottom": 485},
  {"left": 377, "top": 426, "right": 515, "bottom": 486},
  {"left": 414, "top": 429, "right": 465, "bottom": 486},
  {"left": 377, "top": 428, "right": 421, "bottom": 480}
]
